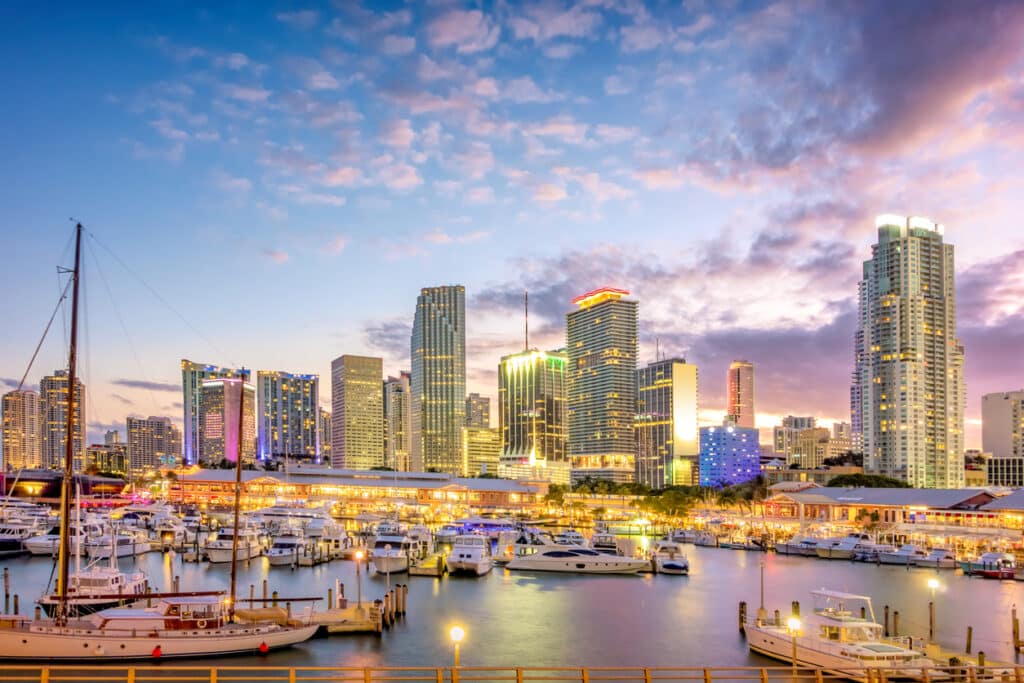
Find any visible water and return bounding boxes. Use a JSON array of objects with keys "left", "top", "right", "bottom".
[{"left": 1, "top": 547, "right": 1020, "bottom": 667}]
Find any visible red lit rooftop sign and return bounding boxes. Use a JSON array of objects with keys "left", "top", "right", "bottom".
[{"left": 571, "top": 287, "right": 631, "bottom": 306}]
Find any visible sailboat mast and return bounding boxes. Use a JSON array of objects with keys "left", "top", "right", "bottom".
[
  {"left": 227, "top": 379, "right": 245, "bottom": 618},
  {"left": 55, "top": 222, "right": 82, "bottom": 626}
]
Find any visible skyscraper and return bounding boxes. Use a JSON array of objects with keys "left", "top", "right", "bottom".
[
  {"left": 773, "top": 416, "right": 816, "bottom": 461},
  {"left": 331, "top": 355, "right": 384, "bottom": 470},
  {"left": 256, "top": 371, "right": 319, "bottom": 462},
  {"left": 566, "top": 287, "right": 638, "bottom": 482},
  {"left": 853, "top": 215, "right": 965, "bottom": 488},
  {"left": 384, "top": 373, "right": 411, "bottom": 471},
  {"left": 198, "top": 378, "right": 256, "bottom": 464},
  {"left": 635, "top": 358, "right": 699, "bottom": 488},
  {"left": 181, "top": 359, "right": 249, "bottom": 465},
  {"left": 2, "top": 389, "right": 41, "bottom": 470},
  {"left": 410, "top": 285, "right": 466, "bottom": 474},
  {"left": 699, "top": 418, "right": 760, "bottom": 487},
  {"left": 465, "top": 393, "right": 490, "bottom": 428},
  {"left": 40, "top": 370, "right": 85, "bottom": 471},
  {"left": 498, "top": 349, "right": 567, "bottom": 467},
  {"left": 127, "top": 416, "right": 181, "bottom": 474},
  {"left": 982, "top": 391, "right": 1024, "bottom": 459},
  {"left": 727, "top": 360, "right": 755, "bottom": 429},
  {"left": 462, "top": 426, "right": 502, "bottom": 477},
  {"left": 319, "top": 408, "right": 332, "bottom": 465}
]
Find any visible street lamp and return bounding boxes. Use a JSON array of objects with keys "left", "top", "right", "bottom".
[
  {"left": 450, "top": 625, "right": 465, "bottom": 667},
  {"left": 786, "top": 617, "right": 801, "bottom": 669},
  {"left": 355, "top": 550, "right": 364, "bottom": 611},
  {"left": 927, "top": 577, "right": 939, "bottom": 598}
]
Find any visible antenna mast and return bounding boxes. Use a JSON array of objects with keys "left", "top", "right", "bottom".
[{"left": 524, "top": 290, "right": 529, "bottom": 351}]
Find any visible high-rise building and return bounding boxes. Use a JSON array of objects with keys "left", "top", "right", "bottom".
[
  {"left": 982, "top": 391, "right": 1024, "bottom": 459},
  {"left": 104, "top": 430, "right": 121, "bottom": 446},
  {"left": 832, "top": 421, "right": 852, "bottom": 442},
  {"left": 566, "top": 287, "right": 638, "bottom": 482},
  {"left": 773, "top": 416, "right": 817, "bottom": 461},
  {"left": 40, "top": 370, "right": 85, "bottom": 471},
  {"left": 699, "top": 418, "right": 760, "bottom": 487},
  {"left": 727, "top": 360, "right": 755, "bottom": 429},
  {"left": 466, "top": 393, "right": 490, "bottom": 428},
  {"left": 384, "top": 373, "right": 411, "bottom": 471},
  {"left": 2, "top": 389, "right": 41, "bottom": 470},
  {"left": 319, "top": 408, "right": 331, "bottom": 465},
  {"left": 127, "top": 416, "right": 181, "bottom": 474},
  {"left": 498, "top": 349, "right": 567, "bottom": 472},
  {"left": 462, "top": 426, "right": 502, "bottom": 477},
  {"left": 86, "top": 441, "right": 128, "bottom": 477},
  {"left": 256, "top": 371, "right": 319, "bottom": 462},
  {"left": 635, "top": 358, "right": 699, "bottom": 488},
  {"left": 198, "top": 378, "right": 256, "bottom": 464},
  {"left": 410, "top": 285, "right": 466, "bottom": 474},
  {"left": 181, "top": 359, "right": 249, "bottom": 465},
  {"left": 852, "top": 215, "right": 965, "bottom": 488},
  {"left": 331, "top": 355, "right": 384, "bottom": 470}
]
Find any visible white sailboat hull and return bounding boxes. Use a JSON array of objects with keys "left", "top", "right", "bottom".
[
  {"left": 25, "top": 536, "right": 83, "bottom": 556},
  {"left": 205, "top": 542, "right": 261, "bottom": 564},
  {"left": 371, "top": 554, "right": 409, "bottom": 574}
]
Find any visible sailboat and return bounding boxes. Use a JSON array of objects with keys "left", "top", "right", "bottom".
[{"left": 0, "top": 223, "right": 318, "bottom": 660}]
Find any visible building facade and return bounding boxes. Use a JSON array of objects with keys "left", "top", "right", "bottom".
[
  {"left": 981, "top": 390, "right": 1024, "bottom": 459},
  {"left": 384, "top": 373, "right": 411, "bottom": 471},
  {"left": 699, "top": 419, "right": 760, "bottom": 487},
  {"left": 498, "top": 349, "right": 567, "bottom": 470},
  {"left": 852, "top": 215, "right": 965, "bottom": 488},
  {"left": 635, "top": 358, "right": 699, "bottom": 488},
  {"left": 988, "top": 457, "right": 1024, "bottom": 487},
  {"left": 410, "top": 285, "right": 467, "bottom": 474},
  {"left": 331, "top": 355, "right": 384, "bottom": 470},
  {"left": 127, "top": 416, "right": 181, "bottom": 474},
  {"left": 465, "top": 393, "right": 490, "bottom": 428},
  {"left": 256, "top": 371, "right": 319, "bottom": 462},
  {"left": 198, "top": 379, "right": 256, "bottom": 464},
  {"left": 462, "top": 427, "right": 502, "bottom": 477},
  {"left": 181, "top": 359, "right": 249, "bottom": 465},
  {"left": 566, "top": 287, "right": 638, "bottom": 482},
  {"left": 86, "top": 441, "right": 129, "bottom": 477},
  {"left": 40, "top": 370, "right": 85, "bottom": 471},
  {"left": 2, "top": 389, "right": 41, "bottom": 470},
  {"left": 726, "top": 360, "right": 755, "bottom": 429},
  {"left": 773, "top": 416, "right": 817, "bottom": 462},
  {"left": 319, "top": 408, "right": 331, "bottom": 464}
]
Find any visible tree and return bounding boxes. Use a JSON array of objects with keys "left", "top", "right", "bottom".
[
  {"left": 827, "top": 473, "right": 910, "bottom": 488},
  {"left": 544, "top": 484, "right": 567, "bottom": 506}
]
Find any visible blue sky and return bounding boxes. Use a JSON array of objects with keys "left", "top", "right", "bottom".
[{"left": 1, "top": 0, "right": 1023, "bottom": 449}]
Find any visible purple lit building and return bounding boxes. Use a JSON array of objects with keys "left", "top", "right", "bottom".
[{"left": 699, "top": 418, "right": 760, "bottom": 487}]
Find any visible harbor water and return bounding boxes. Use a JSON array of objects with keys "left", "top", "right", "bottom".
[{"left": 0, "top": 546, "right": 1020, "bottom": 667}]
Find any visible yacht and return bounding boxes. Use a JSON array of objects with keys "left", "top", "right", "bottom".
[
  {"left": 878, "top": 544, "right": 929, "bottom": 566},
  {"left": 25, "top": 522, "right": 103, "bottom": 556},
  {"left": 506, "top": 546, "right": 649, "bottom": 574},
  {"left": 447, "top": 535, "right": 493, "bottom": 576},
  {"left": 853, "top": 542, "right": 896, "bottom": 563},
  {"left": 652, "top": 541, "right": 689, "bottom": 575},
  {"left": 590, "top": 532, "right": 619, "bottom": 555},
  {"left": 370, "top": 534, "right": 414, "bottom": 574},
  {"left": 435, "top": 524, "right": 461, "bottom": 544},
  {"left": 960, "top": 552, "right": 1015, "bottom": 579},
  {"left": 667, "top": 529, "right": 697, "bottom": 544},
  {"left": 694, "top": 530, "right": 719, "bottom": 547},
  {"left": 0, "top": 520, "right": 49, "bottom": 557},
  {"left": 554, "top": 529, "right": 586, "bottom": 546},
  {"left": 774, "top": 536, "right": 820, "bottom": 556},
  {"left": 407, "top": 525, "right": 434, "bottom": 559},
  {"left": 265, "top": 530, "right": 307, "bottom": 567},
  {"left": 205, "top": 525, "right": 262, "bottom": 564},
  {"left": 38, "top": 562, "right": 148, "bottom": 617},
  {"left": 85, "top": 529, "right": 150, "bottom": 560},
  {"left": 745, "top": 589, "right": 936, "bottom": 679},
  {"left": 914, "top": 548, "right": 957, "bottom": 569},
  {"left": 815, "top": 533, "right": 870, "bottom": 560}
]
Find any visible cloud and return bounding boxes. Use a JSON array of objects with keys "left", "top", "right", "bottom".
[
  {"left": 381, "top": 35, "right": 416, "bottom": 56},
  {"left": 323, "top": 167, "right": 362, "bottom": 187},
  {"left": 451, "top": 141, "right": 494, "bottom": 179},
  {"left": 508, "top": 2, "right": 603, "bottom": 43},
  {"left": 594, "top": 124, "right": 638, "bottom": 143},
  {"left": 111, "top": 393, "right": 133, "bottom": 406},
  {"left": 213, "top": 170, "right": 252, "bottom": 193},
  {"left": 130, "top": 140, "right": 184, "bottom": 163},
  {"left": 424, "top": 228, "right": 490, "bottom": 245},
  {"left": 263, "top": 249, "right": 289, "bottom": 264},
  {"left": 372, "top": 156, "right": 423, "bottom": 189},
  {"left": 603, "top": 75, "right": 632, "bottom": 96},
  {"left": 523, "top": 115, "right": 588, "bottom": 144},
  {"left": 363, "top": 319, "right": 411, "bottom": 362},
  {"left": 222, "top": 84, "right": 271, "bottom": 102},
  {"left": 276, "top": 10, "right": 319, "bottom": 30},
  {"left": 533, "top": 183, "right": 567, "bottom": 202},
  {"left": 380, "top": 119, "right": 415, "bottom": 149},
  {"left": 466, "top": 186, "right": 494, "bottom": 204},
  {"left": 325, "top": 236, "right": 347, "bottom": 254},
  {"left": 111, "top": 379, "right": 179, "bottom": 392},
  {"left": 278, "top": 184, "right": 347, "bottom": 206},
  {"left": 503, "top": 77, "right": 563, "bottom": 103},
  {"left": 427, "top": 10, "right": 501, "bottom": 54}
]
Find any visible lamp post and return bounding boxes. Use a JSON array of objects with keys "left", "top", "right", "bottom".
[
  {"left": 927, "top": 578, "right": 940, "bottom": 641},
  {"left": 450, "top": 625, "right": 465, "bottom": 667},
  {"left": 355, "top": 550, "right": 364, "bottom": 612},
  {"left": 786, "top": 617, "right": 801, "bottom": 670}
]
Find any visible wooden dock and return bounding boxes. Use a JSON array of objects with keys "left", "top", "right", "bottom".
[{"left": 409, "top": 553, "right": 447, "bottom": 576}]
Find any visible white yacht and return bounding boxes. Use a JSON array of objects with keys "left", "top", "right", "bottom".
[
  {"left": 815, "top": 533, "right": 870, "bottom": 560},
  {"left": 25, "top": 522, "right": 103, "bottom": 556},
  {"left": 914, "top": 548, "right": 957, "bottom": 569},
  {"left": 745, "top": 589, "right": 936, "bottom": 679},
  {"left": 370, "top": 534, "right": 413, "bottom": 574},
  {"left": 38, "top": 561, "right": 148, "bottom": 617},
  {"left": 694, "top": 530, "right": 719, "bottom": 547},
  {"left": 667, "top": 529, "right": 697, "bottom": 544},
  {"left": 407, "top": 525, "right": 434, "bottom": 559},
  {"left": 85, "top": 529, "right": 150, "bottom": 560},
  {"left": 0, "top": 519, "right": 50, "bottom": 557},
  {"left": 447, "top": 535, "right": 493, "bottom": 575},
  {"left": 652, "top": 540, "right": 689, "bottom": 575},
  {"left": 853, "top": 542, "right": 896, "bottom": 563},
  {"left": 265, "top": 531, "right": 307, "bottom": 567},
  {"left": 590, "top": 532, "right": 620, "bottom": 555},
  {"left": 878, "top": 544, "right": 928, "bottom": 566},
  {"left": 507, "top": 546, "right": 649, "bottom": 574},
  {"left": 960, "top": 551, "right": 1015, "bottom": 579},
  {"left": 435, "top": 524, "right": 460, "bottom": 544},
  {"left": 204, "top": 525, "right": 262, "bottom": 564},
  {"left": 775, "top": 536, "right": 821, "bottom": 556},
  {"left": 554, "top": 529, "right": 586, "bottom": 546}
]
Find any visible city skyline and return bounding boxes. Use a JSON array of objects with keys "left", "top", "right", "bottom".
[{"left": 2, "top": 2, "right": 1023, "bottom": 453}]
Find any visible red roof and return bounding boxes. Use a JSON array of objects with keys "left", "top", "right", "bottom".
[{"left": 571, "top": 287, "right": 630, "bottom": 305}]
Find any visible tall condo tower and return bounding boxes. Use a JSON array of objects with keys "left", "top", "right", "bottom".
[
  {"left": 726, "top": 360, "right": 755, "bottom": 429},
  {"left": 635, "top": 358, "right": 699, "bottom": 488},
  {"left": 256, "top": 370, "right": 320, "bottom": 462},
  {"left": 384, "top": 372, "right": 412, "bottom": 471},
  {"left": 1, "top": 389, "right": 42, "bottom": 470},
  {"left": 40, "top": 370, "right": 85, "bottom": 471},
  {"left": 198, "top": 378, "right": 256, "bottom": 464},
  {"left": 499, "top": 349, "right": 567, "bottom": 467},
  {"left": 181, "top": 359, "right": 249, "bottom": 465},
  {"left": 127, "top": 416, "right": 181, "bottom": 473},
  {"left": 410, "top": 285, "right": 466, "bottom": 474},
  {"left": 331, "top": 355, "right": 384, "bottom": 470},
  {"left": 566, "top": 287, "right": 638, "bottom": 482},
  {"left": 852, "top": 215, "right": 965, "bottom": 487}
]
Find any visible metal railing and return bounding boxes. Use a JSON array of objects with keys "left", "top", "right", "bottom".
[{"left": 0, "top": 666, "right": 1022, "bottom": 683}]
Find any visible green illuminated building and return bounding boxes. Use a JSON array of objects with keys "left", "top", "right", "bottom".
[{"left": 498, "top": 349, "right": 567, "bottom": 468}]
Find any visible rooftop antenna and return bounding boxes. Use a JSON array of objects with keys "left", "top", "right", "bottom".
[
  {"left": 524, "top": 290, "right": 529, "bottom": 351},
  {"left": 655, "top": 336, "right": 660, "bottom": 362}
]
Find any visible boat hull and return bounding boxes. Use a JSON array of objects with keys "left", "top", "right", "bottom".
[
  {"left": 815, "top": 548, "right": 855, "bottom": 560},
  {"left": 266, "top": 550, "right": 301, "bottom": 567},
  {"left": 506, "top": 557, "right": 648, "bottom": 574},
  {"left": 371, "top": 555, "right": 409, "bottom": 574},
  {"left": 448, "top": 559, "right": 493, "bottom": 576},
  {"left": 205, "top": 542, "right": 261, "bottom": 564},
  {"left": 87, "top": 542, "right": 150, "bottom": 560}
]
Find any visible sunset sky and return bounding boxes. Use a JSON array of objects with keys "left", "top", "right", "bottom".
[{"left": 1, "top": 1, "right": 1023, "bottom": 449}]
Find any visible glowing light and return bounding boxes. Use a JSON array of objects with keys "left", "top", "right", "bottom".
[
  {"left": 571, "top": 286, "right": 630, "bottom": 308},
  {"left": 449, "top": 625, "right": 465, "bottom": 643},
  {"left": 927, "top": 578, "right": 939, "bottom": 590},
  {"left": 787, "top": 617, "right": 801, "bottom": 632},
  {"left": 875, "top": 214, "right": 906, "bottom": 229},
  {"left": 355, "top": 550, "right": 364, "bottom": 561}
]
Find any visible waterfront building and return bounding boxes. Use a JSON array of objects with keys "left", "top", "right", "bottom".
[
  {"left": 410, "top": 285, "right": 467, "bottom": 474},
  {"left": 85, "top": 441, "right": 128, "bottom": 477},
  {"left": 127, "top": 416, "right": 181, "bottom": 474},
  {"left": 498, "top": 348, "right": 567, "bottom": 477},
  {"left": 181, "top": 359, "right": 250, "bottom": 465},
  {"left": 566, "top": 287, "right": 638, "bottom": 482},
  {"left": 852, "top": 215, "right": 965, "bottom": 487},
  {"left": 635, "top": 358, "right": 699, "bottom": 488},
  {"left": 40, "top": 370, "right": 85, "bottom": 472},
  {"left": 772, "top": 416, "right": 816, "bottom": 463},
  {"left": 384, "top": 373, "right": 411, "bottom": 471},
  {"left": 462, "top": 427, "right": 502, "bottom": 477},
  {"left": 789, "top": 428, "right": 833, "bottom": 469},
  {"left": 331, "top": 355, "right": 384, "bottom": 470},
  {"left": 1, "top": 389, "right": 41, "bottom": 470},
  {"left": 256, "top": 370, "right": 319, "bottom": 462},
  {"left": 198, "top": 378, "right": 256, "bottom": 465},
  {"left": 319, "top": 408, "right": 331, "bottom": 464},
  {"left": 832, "top": 421, "right": 852, "bottom": 442},
  {"left": 763, "top": 465, "right": 864, "bottom": 487},
  {"left": 466, "top": 393, "right": 490, "bottom": 428},
  {"left": 981, "top": 390, "right": 1024, "bottom": 459},
  {"left": 726, "top": 360, "right": 755, "bottom": 429},
  {"left": 987, "top": 456, "right": 1024, "bottom": 487},
  {"left": 699, "top": 418, "right": 760, "bottom": 487}
]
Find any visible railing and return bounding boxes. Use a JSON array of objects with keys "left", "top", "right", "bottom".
[{"left": 1, "top": 666, "right": 1022, "bottom": 683}]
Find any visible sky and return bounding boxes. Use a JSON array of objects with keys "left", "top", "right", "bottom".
[{"left": 1, "top": 0, "right": 1023, "bottom": 451}]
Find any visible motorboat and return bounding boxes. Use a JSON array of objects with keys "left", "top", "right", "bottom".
[
  {"left": 493, "top": 530, "right": 520, "bottom": 565},
  {"left": 652, "top": 541, "right": 689, "bottom": 575},
  {"left": 814, "top": 533, "right": 870, "bottom": 560},
  {"left": 265, "top": 531, "right": 307, "bottom": 567},
  {"left": 774, "top": 536, "right": 820, "bottom": 556},
  {"left": 960, "top": 552, "right": 1015, "bottom": 579},
  {"left": 853, "top": 542, "right": 896, "bottom": 563},
  {"left": 38, "top": 562, "right": 148, "bottom": 617},
  {"left": 914, "top": 548, "right": 957, "bottom": 569},
  {"left": 204, "top": 525, "right": 262, "bottom": 564},
  {"left": 25, "top": 522, "right": 103, "bottom": 556},
  {"left": 878, "top": 544, "right": 929, "bottom": 566},
  {"left": 720, "top": 537, "right": 767, "bottom": 551},
  {"left": 452, "top": 517, "right": 516, "bottom": 540},
  {"left": 85, "top": 530, "right": 150, "bottom": 560},
  {"left": 153, "top": 516, "right": 194, "bottom": 549},
  {"left": 667, "top": 529, "right": 697, "bottom": 544},
  {"left": 745, "top": 589, "right": 936, "bottom": 678},
  {"left": 0, "top": 520, "right": 49, "bottom": 557},
  {"left": 447, "top": 535, "right": 493, "bottom": 576},
  {"left": 435, "top": 524, "right": 460, "bottom": 544},
  {"left": 370, "top": 534, "right": 413, "bottom": 574},
  {"left": 407, "top": 525, "right": 434, "bottom": 559},
  {"left": 694, "top": 530, "right": 719, "bottom": 547},
  {"left": 590, "top": 532, "right": 620, "bottom": 555},
  {"left": 506, "top": 546, "right": 649, "bottom": 574},
  {"left": 554, "top": 529, "right": 586, "bottom": 546}
]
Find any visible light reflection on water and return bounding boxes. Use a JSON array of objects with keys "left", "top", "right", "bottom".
[{"left": 1, "top": 545, "right": 1020, "bottom": 667}]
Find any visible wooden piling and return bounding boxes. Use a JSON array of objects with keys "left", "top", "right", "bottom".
[
  {"left": 286, "top": 602, "right": 292, "bottom": 621},
  {"left": 884, "top": 605, "right": 890, "bottom": 637},
  {"left": 791, "top": 601, "right": 800, "bottom": 618},
  {"left": 3, "top": 567, "right": 8, "bottom": 614},
  {"left": 774, "top": 609, "right": 780, "bottom": 626},
  {"left": 173, "top": 575, "right": 180, "bottom": 593},
  {"left": 893, "top": 610, "right": 900, "bottom": 637},
  {"left": 328, "top": 588, "right": 333, "bottom": 609},
  {"left": 249, "top": 584, "right": 254, "bottom": 609},
  {"left": 978, "top": 651, "right": 985, "bottom": 672},
  {"left": 861, "top": 606, "right": 866, "bottom": 619},
  {"left": 13, "top": 594, "right": 18, "bottom": 615},
  {"left": 739, "top": 601, "right": 747, "bottom": 632},
  {"left": 399, "top": 584, "right": 407, "bottom": 614},
  {"left": 272, "top": 590, "right": 278, "bottom": 607},
  {"left": 965, "top": 626, "right": 972, "bottom": 654},
  {"left": 1013, "top": 605, "right": 1021, "bottom": 653},
  {"left": 34, "top": 606, "right": 41, "bottom": 621},
  {"left": 928, "top": 601, "right": 934, "bottom": 642},
  {"left": 262, "top": 579, "right": 268, "bottom": 602}
]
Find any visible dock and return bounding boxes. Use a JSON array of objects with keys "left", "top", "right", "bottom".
[{"left": 409, "top": 552, "right": 447, "bottom": 577}]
